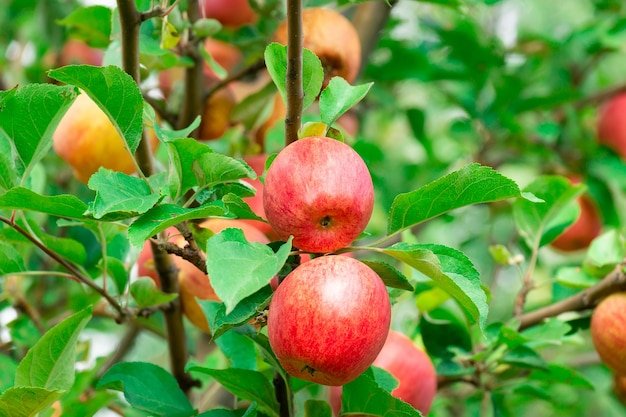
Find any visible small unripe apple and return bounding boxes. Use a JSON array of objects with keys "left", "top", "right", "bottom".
[
  {"left": 591, "top": 292, "right": 626, "bottom": 375},
  {"left": 53, "top": 93, "right": 159, "bottom": 184},
  {"left": 273, "top": 7, "right": 361, "bottom": 87},
  {"left": 329, "top": 330, "right": 437, "bottom": 415},
  {"left": 597, "top": 93, "right": 626, "bottom": 160},
  {"left": 263, "top": 136, "right": 374, "bottom": 253},
  {"left": 267, "top": 255, "right": 391, "bottom": 386},
  {"left": 200, "top": 0, "right": 257, "bottom": 28}
]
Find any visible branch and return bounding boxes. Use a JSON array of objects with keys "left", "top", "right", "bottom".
[
  {"left": 284, "top": 0, "right": 303, "bottom": 145},
  {"left": 519, "top": 259, "right": 626, "bottom": 331}
]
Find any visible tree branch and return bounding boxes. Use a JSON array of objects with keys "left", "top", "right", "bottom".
[
  {"left": 519, "top": 259, "right": 626, "bottom": 331},
  {"left": 284, "top": 0, "right": 303, "bottom": 145}
]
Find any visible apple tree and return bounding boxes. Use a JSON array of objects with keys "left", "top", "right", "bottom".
[{"left": 1, "top": 0, "right": 626, "bottom": 416}]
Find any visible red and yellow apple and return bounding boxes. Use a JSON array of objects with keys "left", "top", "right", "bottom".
[
  {"left": 597, "top": 93, "right": 626, "bottom": 160},
  {"left": 267, "top": 255, "right": 391, "bottom": 386},
  {"left": 273, "top": 7, "right": 361, "bottom": 87},
  {"left": 53, "top": 93, "right": 160, "bottom": 184},
  {"left": 263, "top": 136, "right": 374, "bottom": 253},
  {"left": 591, "top": 292, "right": 626, "bottom": 375},
  {"left": 329, "top": 330, "right": 438, "bottom": 416},
  {"left": 198, "top": 86, "right": 236, "bottom": 140},
  {"left": 200, "top": 0, "right": 257, "bottom": 28}
]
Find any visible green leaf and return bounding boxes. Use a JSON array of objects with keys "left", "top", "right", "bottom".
[
  {"left": 206, "top": 229, "right": 291, "bottom": 314},
  {"left": 186, "top": 367, "right": 280, "bottom": 417},
  {"left": 193, "top": 152, "right": 256, "bottom": 189},
  {"left": 388, "top": 163, "right": 520, "bottom": 235},
  {"left": 222, "top": 193, "right": 266, "bottom": 221},
  {"left": 383, "top": 243, "right": 487, "bottom": 332},
  {"left": 529, "top": 364, "right": 594, "bottom": 390},
  {"left": 0, "top": 387, "right": 62, "bottom": 417},
  {"left": 521, "top": 318, "right": 572, "bottom": 348},
  {"left": 97, "top": 362, "right": 194, "bottom": 417},
  {"left": 48, "top": 65, "right": 144, "bottom": 155},
  {"left": 166, "top": 137, "right": 214, "bottom": 199},
  {"left": 56, "top": 6, "right": 112, "bottom": 48},
  {"left": 0, "top": 187, "right": 89, "bottom": 219},
  {"left": 0, "top": 143, "right": 18, "bottom": 192},
  {"left": 501, "top": 345, "right": 548, "bottom": 370},
  {"left": 264, "top": 42, "right": 324, "bottom": 111},
  {"left": 34, "top": 232, "right": 87, "bottom": 266},
  {"left": 0, "top": 85, "right": 77, "bottom": 179},
  {"left": 319, "top": 78, "right": 373, "bottom": 126},
  {"left": 98, "top": 256, "right": 129, "bottom": 295},
  {"left": 341, "top": 368, "right": 423, "bottom": 417},
  {"left": 215, "top": 330, "right": 258, "bottom": 371},
  {"left": 0, "top": 241, "right": 25, "bottom": 275},
  {"left": 420, "top": 306, "right": 473, "bottom": 360},
  {"left": 130, "top": 277, "right": 178, "bottom": 308},
  {"left": 359, "top": 260, "right": 413, "bottom": 291},
  {"left": 198, "top": 404, "right": 258, "bottom": 417},
  {"left": 0, "top": 355, "right": 18, "bottom": 393},
  {"left": 15, "top": 306, "right": 92, "bottom": 390},
  {"left": 199, "top": 285, "right": 273, "bottom": 339},
  {"left": 512, "top": 176, "right": 585, "bottom": 248},
  {"left": 305, "top": 399, "right": 332, "bottom": 417},
  {"left": 127, "top": 203, "right": 227, "bottom": 247},
  {"left": 86, "top": 169, "right": 161, "bottom": 219},
  {"left": 555, "top": 266, "right": 597, "bottom": 289},
  {"left": 584, "top": 229, "right": 624, "bottom": 276}
]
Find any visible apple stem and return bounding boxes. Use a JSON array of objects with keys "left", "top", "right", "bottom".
[{"left": 284, "top": 0, "right": 304, "bottom": 145}]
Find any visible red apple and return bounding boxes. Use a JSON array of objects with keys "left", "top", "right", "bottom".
[
  {"left": 263, "top": 136, "right": 374, "bottom": 253},
  {"left": 200, "top": 0, "right": 257, "bottom": 28},
  {"left": 203, "top": 38, "right": 242, "bottom": 80},
  {"left": 597, "top": 93, "right": 626, "bottom": 160},
  {"left": 591, "top": 292, "right": 626, "bottom": 375},
  {"left": 329, "top": 330, "right": 437, "bottom": 416},
  {"left": 550, "top": 176, "right": 602, "bottom": 252},
  {"left": 198, "top": 86, "right": 236, "bottom": 141},
  {"left": 267, "top": 255, "right": 391, "bottom": 386}
]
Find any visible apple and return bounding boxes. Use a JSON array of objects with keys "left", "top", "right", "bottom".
[
  {"left": 597, "top": 93, "right": 626, "bottom": 160},
  {"left": 273, "top": 7, "right": 361, "bottom": 87},
  {"left": 550, "top": 176, "right": 602, "bottom": 252},
  {"left": 200, "top": 0, "right": 257, "bottom": 29},
  {"left": 329, "top": 330, "right": 437, "bottom": 416},
  {"left": 267, "top": 255, "right": 391, "bottom": 386},
  {"left": 59, "top": 39, "right": 103, "bottom": 67},
  {"left": 203, "top": 38, "right": 242, "bottom": 80},
  {"left": 53, "top": 93, "right": 160, "bottom": 184},
  {"left": 263, "top": 136, "right": 374, "bottom": 253},
  {"left": 198, "top": 86, "right": 236, "bottom": 141},
  {"left": 137, "top": 219, "right": 269, "bottom": 333},
  {"left": 590, "top": 292, "right": 626, "bottom": 375}
]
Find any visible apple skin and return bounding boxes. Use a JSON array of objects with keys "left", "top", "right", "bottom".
[
  {"left": 329, "top": 330, "right": 437, "bottom": 416},
  {"left": 59, "top": 39, "right": 103, "bottom": 67},
  {"left": 597, "top": 93, "right": 626, "bottom": 160},
  {"left": 591, "top": 292, "right": 626, "bottom": 375},
  {"left": 267, "top": 255, "right": 391, "bottom": 386},
  {"left": 263, "top": 136, "right": 374, "bottom": 253},
  {"left": 53, "top": 93, "right": 159, "bottom": 184},
  {"left": 273, "top": 8, "right": 361, "bottom": 87},
  {"left": 200, "top": 0, "right": 257, "bottom": 28},
  {"left": 198, "top": 86, "right": 236, "bottom": 140},
  {"left": 550, "top": 176, "right": 602, "bottom": 252}
]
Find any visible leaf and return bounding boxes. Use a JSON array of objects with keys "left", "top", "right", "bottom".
[
  {"left": 130, "top": 278, "right": 178, "bottom": 309},
  {"left": 98, "top": 362, "right": 195, "bottom": 417},
  {"left": 48, "top": 65, "right": 144, "bottom": 155},
  {"left": 0, "top": 387, "right": 63, "bottom": 417},
  {"left": 304, "top": 400, "right": 332, "bottom": 417},
  {"left": 388, "top": 163, "right": 520, "bottom": 235},
  {"left": 0, "top": 138, "right": 17, "bottom": 192},
  {"left": 193, "top": 152, "right": 256, "bottom": 188},
  {"left": 529, "top": 364, "right": 594, "bottom": 390},
  {"left": 383, "top": 243, "right": 488, "bottom": 332},
  {"left": 0, "top": 187, "right": 89, "bottom": 219},
  {"left": 341, "top": 368, "right": 423, "bottom": 417},
  {"left": 186, "top": 367, "right": 280, "bottom": 417},
  {"left": 199, "top": 285, "right": 274, "bottom": 339},
  {"left": 215, "top": 330, "right": 258, "bottom": 371},
  {"left": 501, "top": 345, "right": 548, "bottom": 371},
  {"left": 359, "top": 260, "right": 413, "bottom": 291},
  {"left": 0, "top": 84, "right": 77, "bottom": 177},
  {"left": 86, "top": 169, "right": 161, "bottom": 219},
  {"left": 166, "top": 137, "right": 214, "bottom": 199},
  {"left": 319, "top": 78, "right": 373, "bottom": 126},
  {"left": 127, "top": 203, "right": 227, "bottom": 247},
  {"left": 206, "top": 229, "right": 291, "bottom": 314},
  {"left": 15, "top": 306, "right": 92, "bottom": 390},
  {"left": 222, "top": 193, "right": 266, "bottom": 221},
  {"left": 512, "top": 176, "right": 585, "bottom": 248},
  {"left": 264, "top": 42, "right": 324, "bottom": 111},
  {"left": 0, "top": 241, "right": 25, "bottom": 275},
  {"left": 420, "top": 306, "right": 473, "bottom": 360},
  {"left": 56, "top": 6, "right": 112, "bottom": 48},
  {"left": 584, "top": 229, "right": 624, "bottom": 276},
  {"left": 0, "top": 355, "right": 18, "bottom": 393}
]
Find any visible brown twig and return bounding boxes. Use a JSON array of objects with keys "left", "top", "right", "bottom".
[
  {"left": 284, "top": 0, "right": 303, "bottom": 145},
  {"left": 519, "top": 259, "right": 626, "bottom": 330}
]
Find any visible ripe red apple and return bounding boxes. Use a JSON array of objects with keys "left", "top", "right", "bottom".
[
  {"left": 591, "top": 292, "right": 626, "bottom": 375},
  {"left": 329, "top": 330, "right": 437, "bottom": 416},
  {"left": 597, "top": 93, "right": 626, "bottom": 159},
  {"left": 200, "top": 0, "right": 257, "bottom": 28},
  {"left": 273, "top": 7, "right": 361, "bottom": 87},
  {"left": 550, "top": 176, "right": 602, "bottom": 252},
  {"left": 263, "top": 136, "right": 374, "bottom": 253},
  {"left": 267, "top": 255, "right": 391, "bottom": 386}
]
